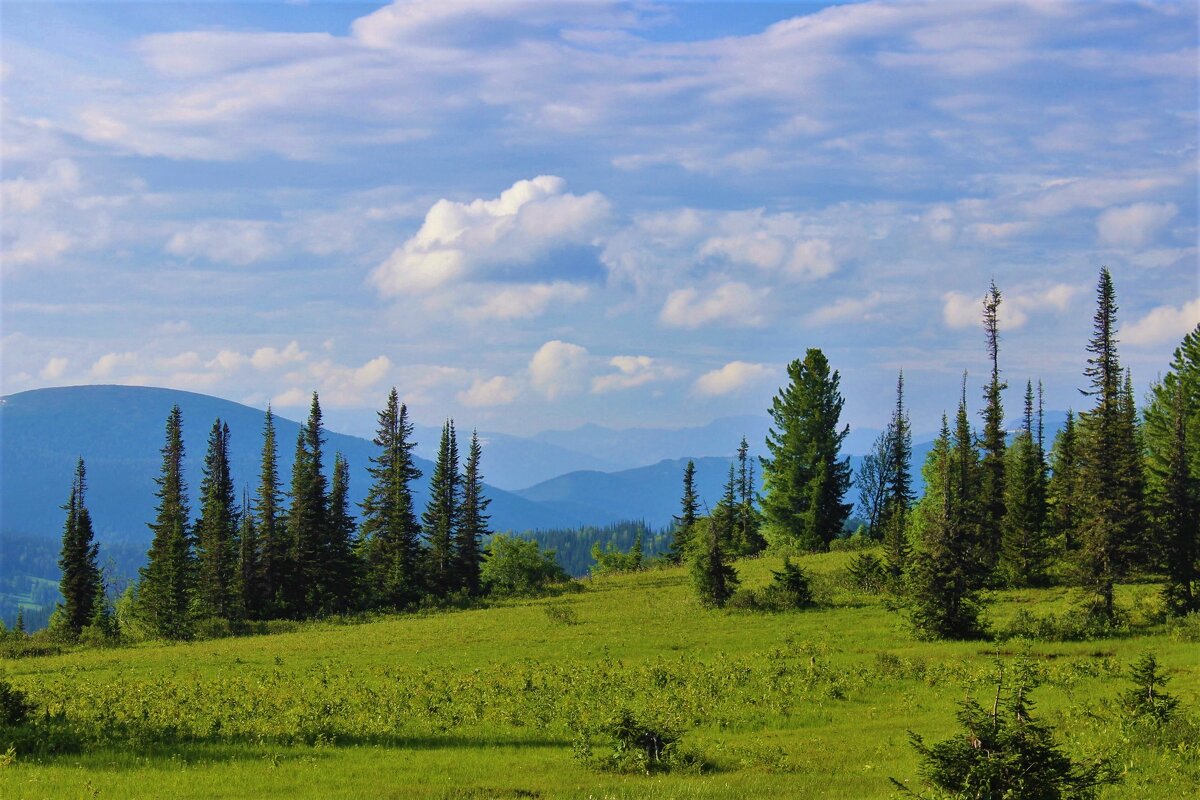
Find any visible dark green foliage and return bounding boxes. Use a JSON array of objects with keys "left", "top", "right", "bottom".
[
  {"left": 847, "top": 552, "right": 887, "bottom": 593},
  {"left": 691, "top": 515, "right": 738, "bottom": 608},
  {"left": 513, "top": 522, "right": 667, "bottom": 577},
  {"left": 761, "top": 348, "right": 852, "bottom": 551},
  {"left": 856, "top": 432, "right": 891, "bottom": 539},
  {"left": 979, "top": 280, "right": 1008, "bottom": 583},
  {"left": 896, "top": 661, "right": 1118, "bottom": 800},
  {"left": 136, "top": 405, "right": 193, "bottom": 639},
  {"left": 480, "top": 534, "right": 568, "bottom": 597},
  {"left": 325, "top": 453, "right": 358, "bottom": 613},
  {"left": 880, "top": 372, "right": 914, "bottom": 581},
  {"left": 422, "top": 420, "right": 459, "bottom": 598},
  {"left": 57, "top": 458, "right": 100, "bottom": 637},
  {"left": 951, "top": 382, "right": 986, "bottom": 589},
  {"left": 1123, "top": 652, "right": 1179, "bottom": 724},
  {"left": 668, "top": 460, "right": 699, "bottom": 563},
  {"left": 237, "top": 490, "right": 264, "bottom": 619},
  {"left": 734, "top": 438, "right": 765, "bottom": 554},
  {"left": 1047, "top": 410, "right": 1082, "bottom": 552},
  {"left": 765, "top": 557, "right": 813, "bottom": 608},
  {"left": 255, "top": 407, "right": 288, "bottom": 617},
  {"left": 285, "top": 393, "right": 330, "bottom": 617},
  {"left": 0, "top": 676, "right": 33, "bottom": 726},
  {"left": 358, "top": 390, "right": 423, "bottom": 609},
  {"left": 1000, "top": 382, "right": 1051, "bottom": 587},
  {"left": 455, "top": 431, "right": 490, "bottom": 596},
  {"left": 573, "top": 710, "right": 700, "bottom": 775},
  {"left": 195, "top": 419, "right": 238, "bottom": 620},
  {"left": 590, "top": 533, "right": 644, "bottom": 575}
]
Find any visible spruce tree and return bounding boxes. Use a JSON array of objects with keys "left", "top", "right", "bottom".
[
  {"left": 713, "top": 462, "right": 739, "bottom": 551},
  {"left": 359, "top": 390, "right": 424, "bottom": 609},
  {"left": 669, "top": 460, "right": 699, "bottom": 564},
  {"left": 735, "top": 437, "right": 765, "bottom": 554},
  {"left": 455, "top": 431, "right": 490, "bottom": 597},
  {"left": 879, "top": 371, "right": 914, "bottom": 571},
  {"left": 325, "top": 452, "right": 358, "bottom": 613},
  {"left": 1047, "top": 410, "right": 1082, "bottom": 552},
  {"left": 255, "top": 406, "right": 287, "bottom": 617},
  {"left": 136, "top": 405, "right": 193, "bottom": 639},
  {"left": 761, "top": 348, "right": 852, "bottom": 551},
  {"left": 1153, "top": 385, "right": 1198, "bottom": 615},
  {"left": 423, "top": 420, "right": 460, "bottom": 598},
  {"left": 236, "top": 489, "right": 263, "bottom": 620},
  {"left": 58, "top": 457, "right": 101, "bottom": 636},
  {"left": 691, "top": 514, "right": 738, "bottom": 608},
  {"left": 195, "top": 419, "right": 238, "bottom": 620},
  {"left": 286, "top": 392, "right": 330, "bottom": 617},
  {"left": 979, "top": 280, "right": 1007, "bottom": 582},
  {"left": 950, "top": 378, "right": 986, "bottom": 588},
  {"left": 1076, "top": 268, "right": 1145, "bottom": 619},
  {"left": 1000, "top": 382, "right": 1050, "bottom": 587}
]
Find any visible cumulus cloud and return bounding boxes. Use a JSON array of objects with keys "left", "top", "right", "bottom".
[
  {"left": 694, "top": 361, "right": 774, "bottom": 396},
  {"left": 90, "top": 351, "right": 138, "bottom": 378},
  {"left": 371, "top": 176, "right": 610, "bottom": 296},
  {"left": 457, "top": 375, "right": 519, "bottom": 407},
  {"left": 1124, "top": 298, "right": 1200, "bottom": 346},
  {"left": 0, "top": 159, "right": 80, "bottom": 212},
  {"left": 166, "top": 220, "right": 281, "bottom": 266},
  {"left": 465, "top": 281, "right": 589, "bottom": 321},
  {"left": 1096, "top": 202, "right": 1178, "bottom": 247},
  {"left": 591, "top": 356, "right": 683, "bottom": 393},
  {"left": 660, "top": 282, "right": 767, "bottom": 328},
  {"left": 278, "top": 355, "right": 393, "bottom": 407},
  {"left": 251, "top": 341, "right": 307, "bottom": 370},
  {"left": 805, "top": 291, "right": 883, "bottom": 326},
  {"left": 528, "top": 340, "right": 589, "bottom": 400},
  {"left": 699, "top": 233, "right": 836, "bottom": 279},
  {"left": 943, "top": 283, "right": 1080, "bottom": 330},
  {"left": 39, "top": 356, "right": 68, "bottom": 380}
]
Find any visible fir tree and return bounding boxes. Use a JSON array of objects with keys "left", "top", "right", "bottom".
[
  {"left": 735, "top": 437, "right": 765, "bottom": 554},
  {"left": 1000, "top": 381, "right": 1050, "bottom": 587},
  {"left": 58, "top": 457, "right": 101, "bottom": 637},
  {"left": 255, "top": 406, "right": 287, "bottom": 617},
  {"left": 879, "top": 371, "right": 914, "bottom": 576},
  {"left": 136, "top": 405, "right": 193, "bottom": 639},
  {"left": 359, "top": 390, "right": 423, "bottom": 609},
  {"left": 713, "top": 463, "right": 739, "bottom": 552},
  {"left": 423, "top": 420, "right": 460, "bottom": 598},
  {"left": 761, "top": 348, "right": 852, "bottom": 551},
  {"left": 1047, "top": 410, "right": 1082, "bottom": 551},
  {"left": 325, "top": 453, "right": 358, "bottom": 613},
  {"left": 979, "top": 280, "right": 1007, "bottom": 582},
  {"left": 455, "top": 431, "right": 490, "bottom": 597},
  {"left": 691, "top": 514, "right": 738, "bottom": 608},
  {"left": 195, "top": 419, "right": 238, "bottom": 620},
  {"left": 950, "top": 378, "right": 986, "bottom": 588},
  {"left": 1123, "top": 652, "right": 1179, "bottom": 724},
  {"left": 1152, "top": 384, "right": 1198, "bottom": 615},
  {"left": 236, "top": 489, "right": 263, "bottom": 620},
  {"left": 286, "top": 392, "right": 330, "bottom": 617},
  {"left": 669, "top": 460, "right": 699, "bottom": 564}
]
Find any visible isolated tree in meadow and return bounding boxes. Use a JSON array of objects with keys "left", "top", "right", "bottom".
[
  {"left": 455, "top": 430, "right": 490, "bottom": 596},
  {"left": 979, "top": 280, "right": 1007, "bottom": 581},
  {"left": 691, "top": 512, "right": 738, "bottom": 608},
  {"left": 761, "top": 348, "right": 852, "bottom": 551},
  {"left": 136, "top": 405, "right": 193, "bottom": 638},
  {"left": 669, "top": 460, "right": 699, "bottom": 564},
  {"left": 326, "top": 452, "right": 359, "bottom": 613},
  {"left": 58, "top": 457, "right": 101, "bottom": 636},
  {"left": 423, "top": 420, "right": 460, "bottom": 598},
  {"left": 195, "top": 419, "right": 238, "bottom": 620},
  {"left": 1000, "top": 381, "right": 1050, "bottom": 587},
  {"left": 286, "top": 392, "right": 330, "bottom": 617},
  {"left": 359, "top": 390, "right": 424, "bottom": 609},
  {"left": 255, "top": 406, "right": 288, "bottom": 616}
]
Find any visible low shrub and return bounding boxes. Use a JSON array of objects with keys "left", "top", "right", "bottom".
[{"left": 572, "top": 710, "right": 705, "bottom": 775}]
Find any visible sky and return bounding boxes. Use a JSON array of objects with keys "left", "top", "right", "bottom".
[{"left": 2, "top": 0, "right": 1197, "bottom": 439}]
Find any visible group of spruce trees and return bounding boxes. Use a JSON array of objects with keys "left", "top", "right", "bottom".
[{"left": 55, "top": 388, "right": 492, "bottom": 641}]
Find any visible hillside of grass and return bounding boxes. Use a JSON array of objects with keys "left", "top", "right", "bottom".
[{"left": 2, "top": 550, "right": 1198, "bottom": 799}]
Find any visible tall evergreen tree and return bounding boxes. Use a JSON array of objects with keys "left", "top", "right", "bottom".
[
  {"left": 1047, "top": 410, "right": 1082, "bottom": 551},
  {"left": 423, "top": 420, "right": 460, "bottom": 598},
  {"left": 878, "top": 371, "right": 914, "bottom": 566},
  {"left": 734, "top": 437, "right": 765, "bottom": 554},
  {"left": 669, "top": 460, "right": 699, "bottom": 564},
  {"left": 285, "top": 392, "right": 330, "bottom": 617},
  {"left": 236, "top": 488, "right": 263, "bottom": 620},
  {"left": 1000, "top": 382, "right": 1050, "bottom": 587},
  {"left": 691, "top": 511, "right": 738, "bottom": 608},
  {"left": 1076, "top": 268, "right": 1144, "bottom": 619},
  {"left": 359, "top": 390, "right": 424, "bottom": 609},
  {"left": 949, "top": 378, "right": 986, "bottom": 588},
  {"left": 455, "top": 431, "right": 490, "bottom": 596},
  {"left": 58, "top": 457, "right": 101, "bottom": 636},
  {"left": 255, "top": 406, "right": 287, "bottom": 617},
  {"left": 136, "top": 405, "right": 193, "bottom": 638},
  {"left": 979, "top": 280, "right": 1007, "bottom": 581},
  {"left": 713, "top": 463, "right": 739, "bottom": 552},
  {"left": 761, "top": 348, "right": 852, "bottom": 551},
  {"left": 195, "top": 419, "right": 238, "bottom": 619},
  {"left": 325, "top": 452, "right": 358, "bottom": 613}
]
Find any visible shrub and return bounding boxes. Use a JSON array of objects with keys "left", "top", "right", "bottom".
[
  {"left": 573, "top": 710, "right": 705, "bottom": 775},
  {"left": 846, "top": 552, "right": 887, "bottom": 593},
  {"left": 995, "top": 608, "right": 1125, "bottom": 642},
  {"left": 1122, "top": 652, "right": 1178, "bottom": 725},
  {"left": 543, "top": 601, "right": 579, "bottom": 626},
  {"left": 765, "top": 558, "right": 814, "bottom": 609},
  {"left": 481, "top": 535, "right": 570, "bottom": 598},
  {"left": 0, "top": 677, "right": 33, "bottom": 727},
  {"left": 590, "top": 533, "right": 644, "bottom": 575}
]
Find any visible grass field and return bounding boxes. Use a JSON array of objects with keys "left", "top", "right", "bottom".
[{"left": 2, "top": 550, "right": 1198, "bottom": 799}]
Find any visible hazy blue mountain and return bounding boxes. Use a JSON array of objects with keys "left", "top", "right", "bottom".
[
  {"left": 0, "top": 386, "right": 580, "bottom": 548},
  {"left": 532, "top": 415, "right": 770, "bottom": 468}
]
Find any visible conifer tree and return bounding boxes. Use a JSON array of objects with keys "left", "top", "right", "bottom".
[
  {"left": 879, "top": 372, "right": 914, "bottom": 571},
  {"left": 1152, "top": 385, "right": 1198, "bottom": 614},
  {"left": 950, "top": 378, "right": 986, "bottom": 588},
  {"left": 1000, "top": 382, "right": 1050, "bottom": 587},
  {"left": 325, "top": 452, "right": 358, "bottom": 613},
  {"left": 1047, "top": 410, "right": 1082, "bottom": 551},
  {"left": 455, "top": 431, "right": 490, "bottom": 597},
  {"left": 1076, "top": 268, "right": 1145, "bottom": 619},
  {"left": 136, "top": 405, "right": 193, "bottom": 638},
  {"left": 713, "top": 462, "right": 739, "bottom": 551},
  {"left": 236, "top": 489, "right": 263, "bottom": 619},
  {"left": 286, "top": 392, "right": 330, "bottom": 617},
  {"left": 58, "top": 457, "right": 101, "bottom": 636},
  {"left": 423, "top": 420, "right": 460, "bottom": 598},
  {"left": 255, "top": 406, "right": 287, "bottom": 617},
  {"left": 691, "top": 512, "right": 738, "bottom": 608},
  {"left": 1144, "top": 323, "right": 1200, "bottom": 488},
  {"left": 761, "top": 348, "right": 852, "bottom": 551},
  {"left": 195, "top": 419, "right": 238, "bottom": 620},
  {"left": 359, "top": 390, "right": 423, "bottom": 609},
  {"left": 979, "top": 280, "right": 1007, "bottom": 581},
  {"left": 735, "top": 438, "right": 765, "bottom": 554},
  {"left": 669, "top": 460, "right": 699, "bottom": 564}
]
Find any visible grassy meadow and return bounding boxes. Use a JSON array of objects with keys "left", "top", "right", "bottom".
[{"left": 2, "top": 549, "right": 1198, "bottom": 799}]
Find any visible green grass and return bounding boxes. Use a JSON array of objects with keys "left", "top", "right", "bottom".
[{"left": 2, "top": 551, "right": 1198, "bottom": 799}]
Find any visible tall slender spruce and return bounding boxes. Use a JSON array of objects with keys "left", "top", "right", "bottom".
[
  {"left": 195, "top": 419, "right": 238, "bottom": 619},
  {"left": 137, "top": 405, "right": 193, "bottom": 638},
  {"left": 1047, "top": 410, "right": 1082, "bottom": 551},
  {"left": 735, "top": 437, "right": 765, "bottom": 554},
  {"left": 670, "top": 460, "right": 699, "bottom": 563},
  {"left": 255, "top": 406, "right": 287, "bottom": 617},
  {"left": 237, "top": 488, "right": 263, "bottom": 619},
  {"left": 286, "top": 392, "right": 330, "bottom": 617},
  {"left": 979, "top": 280, "right": 1007, "bottom": 581},
  {"left": 455, "top": 431, "right": 490, "bottom": 596},
  {"left": 326, "top": 452, "right": 358, "bottom": 613},
  {"left": 423, "top": 420, "right": 460, "bottom": 598},
  {"left": 58, "top": 458, "right": 101, "bottom": 636},
  {"left": 880, "top": 371, "right": 914, "bottom": 575},
  {"left": 1000, "top": 381, "right": 1050, "bottom": 586}
]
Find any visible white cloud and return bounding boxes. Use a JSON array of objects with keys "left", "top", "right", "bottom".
[
  {"left": 1096, "top": 202, "right": 1178, "bottom": 247},
  {"left": 39, "top": 356, "right": 68, "bottom": 380},
  {"left": 90, "top": 351, "right": 138, "bottom": 378},
  {"left": 694, "top": 361, "right": 773, "bottom": 396},
  {"left": 0, "top": 159, "right": 80, "bottom": 212},
  {"left": 465, "top": 281, "right": 589, "bottom": 321},
  {"left": 805, "top": 291, "right": 883, "bottom": 326},
  {"left": 371, "top": 176, "right": 610, "bottom": 296},
  {"left": 1124, "top": 298, "right": 1200, "bottom": 346},
  {"left": 591, "top": 356, "right": 682, "bottom": 393},
  {"left": 166, "top": 220, "right": 280, "bottom": 266},
  {"left": 528, "top": 340, "right": 589, "bottom": 400},
  {"left": 458, "top": 375, "right": 519, "bottom": 407},
  {"left": 280, "top": 355, "right": 394, "bottom": 407},
  {"left": 660, "top": 282, "right": 767, "bottom": 328},
  {"left": 943, "top": 283, "right": 1080, "bottom": 330},
  {"left": 250, "top": 341, "right": 307, "bottom": 370},
  {"left": 699, "top": 233, "right": 836, "bottom": 279}
]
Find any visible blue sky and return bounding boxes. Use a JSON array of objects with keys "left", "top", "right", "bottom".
[{"left": 2, "top": 1, "right": 1197, "bottom": 438}]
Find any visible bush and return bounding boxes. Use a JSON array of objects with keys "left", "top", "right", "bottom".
[
  {"left": 1122, "top": 652, "right": 1178, "bottom": 725},
  {"left": 481, "top": 535, "right": 570, "bottom": 598},
  {"left": 995, "top": 608, "right": 1125, "bottom": 642},
  {"left": 542, "top": 601, "right": 579, "bottom": 626},
  {"left": 828, "top": 530, "right": 873, "bottom": 552},
  {"left": 0, "top": 677, "right": 33, "bottom": 727},
  {"left": 590, "top": 534, "right": 644, "bottom": 575},
  {"left": 573, "top": 710, "right": 705, "bottom": 775}
]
